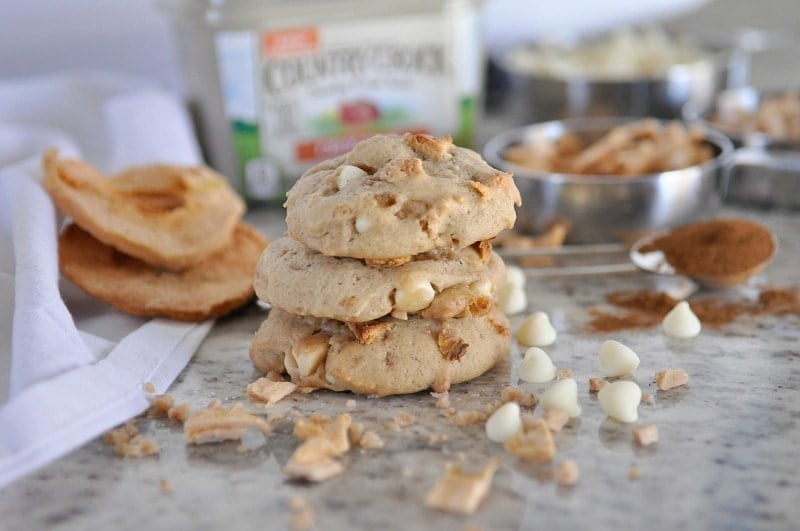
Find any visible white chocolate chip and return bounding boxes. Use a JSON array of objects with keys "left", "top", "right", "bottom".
[
  {"left": 518, "top": 347, "right": 557, "bottom": 383},
  {"left": 598, "top": 340, "right": 640, "bottom": 378},
  {"left": 597, "top": 380, "right": 642, "bottom": 423},
  {"left": 504, "top": 265, "right": 526, "bottom": 289},
  {"left": 662, "top": 301, "right": 701, "bottom": 338},
  {"left": 469, "top": 278, "right": 493, "bottom": 298},
  {"left": 497, "top": 283, "right": 527, "bottom": 315},
  {"left": 354, "top": 215, "right": 372, "bottom": 234},
  {"left": 540, "top": 377, "right": 581, "bottom": 418},
  {"left": 336, "top": 164, "right": 367, "bottom": 190},
  {"left": 485, "top": 402, "right": 522, "bottom": 443},
  {"left": 394, "top": 274, "right": 435, "bottom": 313},
  {"left": 517, "top": 311, "right": 557, "bottom": 347}
]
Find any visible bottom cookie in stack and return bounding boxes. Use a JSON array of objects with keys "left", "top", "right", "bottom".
[
  {"left": 249, "top": 305, "right": 510, "bottom": 397},
  {"left": 248, "top": 236, "right": 512, "bottom": 396}
]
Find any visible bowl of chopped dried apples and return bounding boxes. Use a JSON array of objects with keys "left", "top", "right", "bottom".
[{"left": 483, "top": 116, "right": 735, "bottom": 244}]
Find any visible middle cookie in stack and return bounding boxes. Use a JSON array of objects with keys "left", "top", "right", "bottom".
[{"left": 249, "top": 133, "right": 522, "bottom": 396}]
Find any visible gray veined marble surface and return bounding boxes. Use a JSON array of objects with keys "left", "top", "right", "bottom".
[{"left": 2, "top": 204, "right": 799, "bottom": 531}]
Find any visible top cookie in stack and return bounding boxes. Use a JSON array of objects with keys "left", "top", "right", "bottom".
[{"left": 249, "top": 133, "right": 521, "bottom": 397}]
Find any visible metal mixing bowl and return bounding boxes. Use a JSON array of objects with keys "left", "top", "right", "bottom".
[
  {"left": 499, "top": 38, "right": 734, "bottom": 122},
  {"left": 483, "top": 117, "right": 736, "bottom": 244}
]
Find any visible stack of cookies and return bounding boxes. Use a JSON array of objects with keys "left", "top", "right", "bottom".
[
  {"left": 43, "top": 150, "right": 267, "bottom": 322},
  {"left": 249, "top": 133, "right": 522, "bottom": 396}
]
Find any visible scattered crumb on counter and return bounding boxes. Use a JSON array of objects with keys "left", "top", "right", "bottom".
[
  {"left": 247, "top": 377, "right": 298, "bottom": 405},
  {"left": 641, "top": 392, "right": 655, "bottom": 405},
  {"left": 283, "top": 414, "right": 352, "bottom": 482},
  {"left": 541, "top": 409, "right": 570, "bottom": 433},
  {"left": 143, "top": 382, "right": 156, "bottom": 394},
  {"left": 167, "top": 403, "right": 191, "bottom": 423},
  {"left": 655, "top": 368, "right": 689, "bottom": 390},
  {"left": 500, "top": 386, "right": 537, "bottom": 408},
  {"left": 184, "top": 402, "right": 271, "bottom": 444},
  {"left": 555, "top": 459, "right": 580, "bottom": 487},
  {"left": 628, "top": 466, "right": 640, "bottom": 480},
  {"left": 345, "top": 399, "right": 357, "bottom": 409},
  {"left": 289, "top": 496, "right": 315, "bottom": 531},
  {"left": 557, "top": 368, "right": 573, "bottom": 380},
  {"left": 505, "top": 418, "right": 555, "bottom": 462},
  {"left": 632, "top": 425, "right": 659, "bottom": 446},
  {"left": 147, "top": 394, "right": 174, "bottom": 417},
  {"left": 428, "top": 432, "right": 449, "bottom": 445},
  {"left": 159, "top": 478, "right": 173, "bottom": 493},
  {"left": 589, "top": 378, "right": 608, "bottom": 392},
  {"left": 447, "top": 409, "right": 488, "bottom": 427},
  {"left": 103, "top": 420, "right": 159, "bottom": 458},
  {"left": 358, "top": 430, "right": 385, "bottom": 450},
  {"left": 425, "top": 458, "right": 500, "bottom": 515},
  {"left": 431, "top": 391, "right": 451, "bottom": 409},
  {"left": 388, "top": 411, "right": 417, "bottom": 431}
]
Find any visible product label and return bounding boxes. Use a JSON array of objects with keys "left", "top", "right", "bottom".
[{"left": 215, "top": 10, "right": 479, "bottom": 201}]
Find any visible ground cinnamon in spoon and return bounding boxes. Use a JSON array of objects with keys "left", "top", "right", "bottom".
[{"left": 640, "top": 218, "right": 775, "bottom": 278}]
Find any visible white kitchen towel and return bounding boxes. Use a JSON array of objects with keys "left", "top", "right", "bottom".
[{"left": 0, "top": 72, "right": 212, "bottom": 489}]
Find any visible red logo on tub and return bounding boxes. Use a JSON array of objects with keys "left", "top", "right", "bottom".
[
  {"left": 296, "top": 129, "right": 428, "bottom": 162},
  {"left": 262, "top": 27, "right": 319, "bottom": 57}
]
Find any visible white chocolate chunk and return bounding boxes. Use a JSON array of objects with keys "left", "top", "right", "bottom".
[
  {"left": 518, "top": 347, "right": 557, "bottom": 383},
  {"left": 394, "top": 273, "right": 435, "bottom": 313},
  {"left": 504, "top": 265, "right": 526, "bottom": 289},
  {"left": 598, "top": 340, "right": 640, "bottom": 377},
  {"left": 485, "top": 402, "right": 522, "bottom": 443},
  {"left": 497, "top": 283, "right": 527, "bottom": 315},
  {"left": 598, "top": 380, "right": 642, "bottom": 423},
  {"left": 662, "top": 301, "right": 701, "bottom": 338},
  {"left": 337, "top": 164, "right": 368, "bottom": 190},
  {"left": 354, "top": 215, "right": 372, "bottom": 234},
  {"left": 540, "top": 377, "right": 581, "bottom": 418},
  {"left": 517, "top": 311, "right": 557, "bottom": 347}
]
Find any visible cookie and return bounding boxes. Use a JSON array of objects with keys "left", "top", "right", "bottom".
[
  {"left": 249, "top": 306, "right": 511, "bottom": 396},
  {"left": 255, "top": 236, "right": 506, "bottom": 322},
  {"left": 43, "top": 149, "right": 245, "bottom": 270},
  {"left": 58, "top": 221, "right": 267, "bottom": 322},
  {"left": 284, "top": 133, "right": 521, "bottom": 259}
]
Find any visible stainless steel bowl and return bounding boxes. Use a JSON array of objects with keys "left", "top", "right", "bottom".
[
  {"left": 500, "top": 40, "right": 734, "bottom": 122},
  {"left": 483, "top": 117, "right": 736, "bottom": 244}
]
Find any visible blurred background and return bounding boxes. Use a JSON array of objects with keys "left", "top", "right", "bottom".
[{"left": 1, "top": 0, "right": 798, "bottom": 207}]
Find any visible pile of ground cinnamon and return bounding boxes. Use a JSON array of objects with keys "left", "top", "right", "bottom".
[
  {"left": 587, "top": 286, "right": 800, "bottom": 333},
  {"left": 640, "top": 218, "right": 775, "bottom": 278}
]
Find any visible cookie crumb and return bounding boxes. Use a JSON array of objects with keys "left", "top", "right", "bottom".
[
  {"left": 425, "top": 458, "right": 500, "bottom": 515},
  {"left": 447, "top": 409, "right": 488, "bottom": 427},
  {"left": 359, "top": 430, "right": 385, "bottom": 450},
  {"left": 143, "top": 382, "right": 156, "bottom": 394},
  {"left": 345, "top": 399, "right": 357, "bottom": 409},
  {"left": 103, "top": 420, "right": 159, "bottom": 457},
  {"left": 505, "top": 418, "right": 555, "bottom": 462},
  {"left": 641, "top": 391, "right": 655, "bottom": 405},
  {"left": 147, "top": 394, "right": 175, "bottom": 417},
  {"left": 541, "top": 409, "right": 570, "bottom": 433},
  {"left": 555, "top": 459, "right": 579, "bottom": 487},
  {"left": 390, "top": 411, "right": 417, "bottom": 431},
  {"left": 184, "top": 402, "right": 271, "bottom": 444},
  {"left": 628, "top": 466, "right": 640, "bottom": 480},
  {"left": 632, "top": 425, "right": 659, "bottom": 446},
  {"left": 588, "top": 378, "right": 608, "bottom": 392},
  {"left": 167, "top": 403, "right": 191, "bottom": 423},
  {"left": 159, "top": 478, "right": 172, "bottom": 492},
  {"left": 289, "top": 496, "right": 315, "bottom": 531},
  {"left": 655, "top": 368, "right": 689, "bottom": 390},
  {"left": 284, "top": 414, "right": 352, "bottom": 482},
  {"left": 557, "top": 368, "right": 573, "bottom": 380},
  {"left": 428, "top": 432, "right": 449, "bottom": 445},
  {"left": 431, "top": 391, "right": 451, "bottom": 409},
  {"left": 500, "top": 386, "right": 537, "bottom": 408},
  {"left": 247, "top": 378, "right": 298, "bottom": 405}
]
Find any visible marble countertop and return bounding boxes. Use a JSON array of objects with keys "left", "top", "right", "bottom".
[{"left": 2, "top": 201, "right": 799, "bottom": 531}]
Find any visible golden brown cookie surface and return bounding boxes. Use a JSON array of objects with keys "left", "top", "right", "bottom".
[
  {"left": 255, "top": 236, "right": 506, "bottom": 323},
  {"left": 44, "top": 150, "right": 245, "bottom": 270},
  {"left": 248, "top": 305, "right": 511, "bottom": 396},
  {"left": 284, "top": 133, "right": 521, "bottom": 259},
  {"left": 58, "top": 222, "right": 267, "bottom": 322}
]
